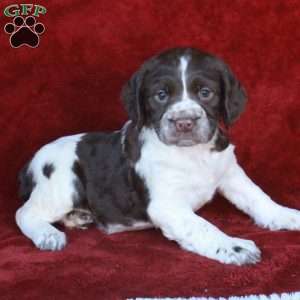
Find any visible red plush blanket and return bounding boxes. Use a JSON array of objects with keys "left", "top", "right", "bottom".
[{"left": 1, "top": 1, "right": 300, "bottom": 299}]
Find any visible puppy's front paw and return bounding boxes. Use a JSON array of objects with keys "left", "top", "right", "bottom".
[
  {"left": 265, "top": 207, "right": 300, "bottom": 231},
  {"left": 215, "top": 237, "right": 261, "bottom": 266},
  {"left": 35, "top": 230, "right": 67, "bottom": 251}
]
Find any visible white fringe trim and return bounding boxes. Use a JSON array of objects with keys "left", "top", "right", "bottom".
[{"left": 130, "top": 291, "right": 300, "bottom": 300}]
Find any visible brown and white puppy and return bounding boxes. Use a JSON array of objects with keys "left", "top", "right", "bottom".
[{"left": 16, "top": 48, "right": 300, "bottom": 265}]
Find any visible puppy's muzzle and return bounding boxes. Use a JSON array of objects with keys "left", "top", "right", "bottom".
[{"left": 158, "top": 101, "right": 213, "bottom": 146}]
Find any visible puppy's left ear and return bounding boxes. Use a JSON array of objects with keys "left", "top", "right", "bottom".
[
  {"left": 121, "top": 69, "right": 145, "bottom": 128},
  {"left": 221, "top": 64, "right": 247, "bottom": 126}
]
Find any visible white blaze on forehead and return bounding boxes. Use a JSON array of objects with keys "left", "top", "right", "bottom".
[
  {"left": 179, "top": 56, "right": 189, "bottom": 100},
  {"left": 169, "top": 55, "right": 204, "bottom": 119}
]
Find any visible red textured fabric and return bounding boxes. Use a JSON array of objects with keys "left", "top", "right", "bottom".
[{"left": 1, "top": 1, "right": 300, "bottom": 299}]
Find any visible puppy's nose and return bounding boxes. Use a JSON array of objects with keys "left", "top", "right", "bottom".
[{"left": 174, "top": 118, "right": 195, "bottom": 132}]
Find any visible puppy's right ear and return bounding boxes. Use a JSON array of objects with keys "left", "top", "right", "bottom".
[
  {"left": 220, "top": 64, "right": 247, "bottom": 126},
  {"left": 121, "top": 69, "right": 144, "bottom": 128}
]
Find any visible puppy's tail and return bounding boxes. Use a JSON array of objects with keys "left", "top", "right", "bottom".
[{"left": 18, "top": 162, "right": 34, "bottom": 202}]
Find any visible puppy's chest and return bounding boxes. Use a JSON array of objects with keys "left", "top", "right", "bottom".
[{"left": 135, "top": 140, "right": 235, "bottom": 209}]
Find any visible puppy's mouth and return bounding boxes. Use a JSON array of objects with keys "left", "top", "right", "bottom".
[
  {"left": 156, "top": 117, "right": 216, "bottom": 147},
  {"left": 158, "top": 132, "right": 214, "bottom": 147},
  {"left": 158, "top": 132, "right": 203, "bottom": 147}
]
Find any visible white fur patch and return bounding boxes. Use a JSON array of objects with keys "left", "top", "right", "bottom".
[
  {"left": 164, "top": 99, "right": 204, "bottom": 119},
  {"left": 136, "top": 127, "right": 233, "bottom": 212}
]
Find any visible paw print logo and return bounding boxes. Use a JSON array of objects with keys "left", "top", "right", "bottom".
[{"left": 4, "top": 16, "right": 45, "bottom": 48}]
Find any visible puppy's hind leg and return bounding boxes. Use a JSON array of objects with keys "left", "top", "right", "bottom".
[
  {"left": 16, "top": 134, "right": 85, "bottom": 250},
  {"left": 16, "top": 187, "right": 72, "bottom": 251}
]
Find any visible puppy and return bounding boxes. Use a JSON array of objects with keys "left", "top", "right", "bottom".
[{"left": 16, "top": 48, "right": 300, "bottom": 265}]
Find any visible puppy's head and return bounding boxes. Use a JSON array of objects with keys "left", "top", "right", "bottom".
[{"left": 122, "top": 48, "right": 247, "bottom": 147}]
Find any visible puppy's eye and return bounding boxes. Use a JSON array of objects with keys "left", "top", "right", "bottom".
[
  {"left": 198, "top": 87, "right": 213, "bottom": 100},
  {"left": 155, "top": 90, "right": 168, "bottom": 102}
]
